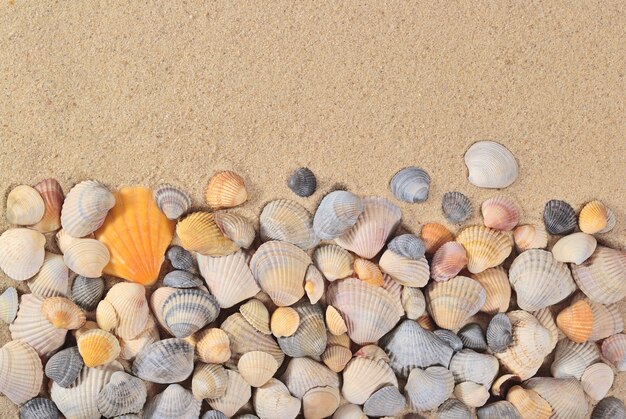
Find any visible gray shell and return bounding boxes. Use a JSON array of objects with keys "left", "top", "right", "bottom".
[
  {"left": 477, "top": 401, "right": 522, "bottom": 419},
  {"left": 162, "top": 288, "right": 220, "bottom": 338},
  {"left": 97, "top": 371, "right": 147, "bottom": 417},
  {"left": 113, "top": 415, "right": 141, "bottom": 419},
  {"left": 449, "top": 349, "right": 499, "bottom": 387},
  {"left": 143, "top": 384, "right": 201, "bottom": 419},
  {"left": 551, "top": 339, "right": 600, "bottom": 380},
  {"left": 166, "top": 245, "right": 196, "bottom": 272},
  {"left": 20, "top": 397, "right": 61, "bottom": 419},
  {"left": 433, "top": 329, "right": 464, "bottom": 352},
  {"left": 442, "top": 192, "right": 472, "bottom": 223},
  {"left": 388, "top": 234, "right": 426, "bottom": 260},
  {"left": 313, "top": 190, "right": 364, "bottom": 240},
  {"left": 202, "top": 411, "right": 228, "bottom": 419},
  {"left": 437, "top": 398, "right": 472, "bottom": 419},
  {"left": 591, "top": 397, "right": 626, "bottom": 419},
  {"left": 260, "top": 199, "right": 319, "bottom": 250},
  {"left": 458, "top": 323, "right": 487, "bottom": 352},
  {"left": 153, "top": 184, "right": 192, "bottom": 220},
  {"left": 390, "top": 167, "right": 431, "bottom": 203},
  {"left": 131, "top": 338, "right": 194, "bottom": 384},
  {"left": 163, "top": 270, "right": 204, "bottom": 288},
  {"left": 70, "top": 275, "right": 104, "bottom": 312},
  {"left": 287, "top": 167, "right": 317, "bottom": 197},
  {"left": 363, "top": 385, "right": 406, "bottom": 417},
  {"left": 45, "top": 346, "right": 84, "bottom": 388},
  {"left": 543, "top": 200, "right": 577, "bottom": 235},
  {"left": 234, "top": 415, "right": 260, "bottom": 419},
  {"left": 278, "top": 301, "right": 327, "bottom": 358},
  {"left": 487, "top": 312, "right": 513, "bottom": 353}
]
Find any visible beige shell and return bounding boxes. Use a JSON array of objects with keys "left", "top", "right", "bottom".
[
  {"left": 176, "top": 211, "right": 239, "bottom": 256},
  {"left": 490, "top": 373, "right": 522, "bottom": 397},
  {"left": 240, "top": 298, "right": 271, "bottom": 335},
  {"left": 192, "top": 362, "right": 228, "bottom": 399},
  {"left": 525, "top": 377, "right": 588, "bottom": 419},
  {"left": 581, "top": 363, "right": 614, "bottom": 400},
  {"left": 271, "top": 306, "right": 300, "bottom": 338},
  {"left": 207, "top": 369, "right": 252, "bottom": 417},
  {"left": 456, "top": 225, "right": 512, "bottom": 274},
  {"left": 354, "top": 344, "right": 390, "bottom": 363},
  {"left": 353, "top": 258, "right": 384, "bottom": 286},
  {"left": 425, "top": 275, "right": 486, "bottom": 330},
  {"left": 104, "top": 282, "right": 149, "bottom": 340},
  {"left": 532, "top": 307, "right": 559, "bottom": 353},
  {"left": 552, "top": 232, "right": 597, "bottom": 265},
  {"left": 0, "top": 340, "right": 44, "bottom": 405},
  {"left": 421, "top": 222, "right": 454, "bottom": 254},
  {"left": 253, "top": 378, "right": 301, "bottom": 419},
  {"left": 321, "top": 344, "right": 352, "bottom": 372},
  {"left": 579, "top": 200, "right": 609, "bottom": 234},
  {"left": 221, "top": 312, "right": 285, "bottom": 368},
  {"left": 304, "top": 264, "right": 325, "bottom": 304},
  {"left": 303, "top": 385, "right": 341, "bottom": 419},
  {"left": 313, "top": 244, "right": 354, "bottom": 282},
  {"left": 214, "top": 211, "right": 256, "bottom": 249},
  {"left": 506, "top": 385, "right": 552, "bottom": 419},
  {"left": 327, "top": 332, "right": 351, "bottom": 349},
  {"left": 9, "top": 294, "right": 66, "bottom": 356},
  {"left": 281, "top": 357, "right": 340, "bottom": 399},
  {"left": 464, "top": 140, "right": 519, "bottom": 188},
  {"left": 326, "top": 305, "right": 348, "bottom": 336},
  {"left": 430, "top": 241, "right": 468, "bottom": 281},
  {"left": 119, "top": 315, "right": 160, "bottom": 361},
  {"left": 0, "top": 228, "right": 46, "bottom": 281},
  {"left": 401, "top": 286, "right": 426, "bottom": 320},
  {"left": 28, "top": 252, "right": 69, "bottom": 298},
  {"left": 333, "top": 404, "right": 367, "bottom": 419},
  {"left": 378, "top": 249, "right": 430, "bottom": 287},
  {"left": 55, "top": 228, "right": 86, "bottom": 254},
  {"left": 77, "top": 328, "right": 121, "bottom": 367},
  {"left": 96, "top": 299, "right": 119, "bottom": 332},
  {"left": 32, "top": 178, "right": 64, "bottom": 232},
  {"left": 205, "top": 170, "right": 248, "bottom": 209},
  {"left": 513, "top": 224, "right": 548, "bottom": 252},
  {"left": 342, "top": 356, "right": 398, "bottom": 404},
  {"left": 0, "top": 287, "right": 18, "bottom": 324},
  {"left": 60, "top": 180, "right": 115, "bottom": 237},
  {"left": 237, "top": 350, "right": 278, "bottom": 387},
  {"left": 556, "top": 299, "right": 594, "bottom": 343},
  {"left": 6, "top": 184, "right": 45, "bottom": 226},
  {"left": 454, "top": 381, "right": 490, "bottom": 408},
  {"left": 585, "top": 298, "right": 624, "bottom": 341},
  {"left": 472, "top": 266, "right": 510, "bottom": 314},
  {"left": 260, "top": 199, "right": 319, "bottom": 250},
  {"left": 602, "top": 333, "right": 626, "bottom": 371},
  {"left": 404, "top": 366, "right": 454, "bottom": 412},
  {"left": 63, "top": 238, "right": 110, "bottom": 278},
  {"left": 571, "top": 245, "right": 626, "bottom": 304},
  {"left": 195, "top": 327, "right": 231, "bottom": 364},
  {"left": 41, "top": 296, "right": 86, "bottom": 330},
  {"left": 481, "top": 195, "right": 521, "bottom": 231}
]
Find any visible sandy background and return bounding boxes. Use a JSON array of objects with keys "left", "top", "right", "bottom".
[{"left": 1, "top": 1, "right": 624, "bottom": 417}]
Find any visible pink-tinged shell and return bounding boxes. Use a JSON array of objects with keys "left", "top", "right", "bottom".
[
  {"left": 430, "top": 241, "right": 468, "bottom": 282},
  {"left": 602, "top": 333, "right": 626, "bottom": 371},
  {"left": 571, "top": 246, "right": 626, "bottom": 304},
  {"left": 581, "top": 363, "right": 614, "bottom": 400},
  {"left": 481, "top": 195, "right": 521, "bottom": 231},
  {"left": 32, "top": 178, "right": 64, "bottom": 232},
  {"left": 513, "top": 224, "right": 548, "bottom": 252}
]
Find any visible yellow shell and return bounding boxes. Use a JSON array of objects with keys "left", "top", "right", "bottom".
[
  {"left": 556, "top": 300, "right": 594, "bottom": 343},
  {"left": 579, "top": 200, "right": 608, "bottom": 234},
  {"left": 353, "top": 258, "right": 384, "bottom": 286},
  {"left": 205, "top": 171, "right": 248, "bottom": 209},
  {"left": 472, "top": 266, "right": 511, "bottom": 314},
  {"left": 321, "top": 345, "right": 351, "bottom": 372},
  {"left": 425, "top": 276, "right": 486, "bottom": 330},
  {"left": 95, "top": 187, "right": 174, "bottom": 285},
  {"left": 195, "top": 327, "right": 231, "bottom": 364},
  {"left": 456, "top": 226, "right": 513, "bottom": 274},
  {"left": 32, "top": 178, "right": 64, "bottom": 233},
  {"left": 237, "top": 350, "right": 278, "bottom": 387},
  {"left": 77, "top": 328, "right": 121, "bottom": 367},
  {"left": 420, "top": 222, "right": 454, "bottom": 254},
  {"left": 176, "top": 211, "right": 238, "bottom": 256},
  {"left": 326, "top": 305, "right": 348, "bottom": 336},
  {"left": 41, "top": 297, "right": 86, "bottom": 330},
  {"left": 506, "top": 385, "right": 552, "bottom": 419},
  {"left": 271, "top": 307, "right": 300, "bottom": 338}
]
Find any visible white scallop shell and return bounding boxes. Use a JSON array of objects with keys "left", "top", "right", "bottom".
[
  {"left": 63, "top": 238, "right": 110, "bottom": 278},
  {"left": 0, "top": 287, "right": 18, "bottom": 324},
  {"left": 0, "top": 228, "right": 46, "bottom": 281},
  {"left": 379, "top": 249, "right": 430, "bottom": 287},
  {"left": 60, "top": 180, "right": 115, "bottom": 237},
  {"left": 104, "top": 282, "right": 149, "bottom": 340},
  {"left": 581, "top": 363, "right": 614, "bottom": 401},
  {"left": 28, "top": 252, "right": 69, "bottom": 297},
  {"left": 6, "top": 184, "right": 45, "bottom": 225},
  {"left": 0, "top": 340, "right": 44, "bottom": 405},
  {"left": 464, "top": 140, "right": 518, "bottom": 188},
  {"left": 571, "top": 245, "right": 626, "bottom": 304},
  {"left": 260, "top": 199, "right": 319, "bottom": 250}
]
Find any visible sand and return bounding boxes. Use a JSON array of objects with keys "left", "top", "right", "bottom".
[{"left": 0, "top": 1, "right": 624, "bottom": 417}]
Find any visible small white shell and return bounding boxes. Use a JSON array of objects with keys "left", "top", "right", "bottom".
[
  {"left": 0, "top": 287, "right": 18, "bottom": 323},
  {"left": 63, "top": 238, "right": 110, "bottom": 278},
  {"left": 28, "top": 252, "right": 69, "bottom": 298},
  {"left": 60, "top": 180, "right": 115, "bottom": 237},
  {"left": 342, "top": 356, "right": 398, "bottom": 405},
  {"left": 260, "top": 199, "right": 319, "bottom": 250},
  {"left": 153, "top": 184, "right": 192, "bottom": 220},
  {"left": 253, "top": 378, "right": 301, "bottom": 419},
  {"left": 552, "top": 232, "right": 597, "bottom": 265},
  {"left": 0, "top": 228, "right": 46, "bottom": 281},
  {"left": 464, "top": 140, "right": 518, "bottom": 188},
  {"left": 6, "top": 184, "right": 45, "bottom": 225}
]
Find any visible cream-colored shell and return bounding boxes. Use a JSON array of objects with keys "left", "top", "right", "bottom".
[
  {"left": 0, "top": 228, "right": 46, "bottom": 281},
  {"left": 6, "top": 184, "right": 45, "bottom": 225},
  {"left": 28, "top": 252, "right": 70, "bottom": 297},
  {"left": 0, "top": 340, "right": 44, "bottom": 405},
  {"left": 63, "top": 238, "right": 110, "bottom": 278}
]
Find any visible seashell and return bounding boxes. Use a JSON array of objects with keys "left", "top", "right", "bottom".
[
  {"left": 456, "top": 225, "right": 512, "bottom": 274},
  {"left": 198, "top": 250, "right": 260, "bottom": 308},
  {"left": 380, "top": 320, "right": 454, "bottom": 378},
  {"left": 481, "top": 195, "right": 521, "bottom": 231},
  {"left": 513, "top": 224, "right": 548, "bottom": 252},
  {"left": 425, "top": 275, "right": 486, "bottom": 330},
  {"left": 431, "top": 241, "right": 467, "bottom": 281},
  {"left": 278, "top": 301, "right": 327, "bottom": 358},
  {"left": 97, "top": 371, "right": 147, "bottom": 417},
  {"left": 207, "top": 370, "right": 251, "bottom": 417},
  {"left": 598, "top": 206, "right": 616, "bottom": 233},
  {"left": 221, "top": 313, "right": 285, "bottom": 367},
  {"left": 464, "top": 140, "right": 518, "bottom": 188},
  {"left": 327, "top": 332, "right": 351, "bottom": 349},
  {"left": 486, "top": 312, "right": 513, "bottom": 353},
  {"left": 390, "top": 166, "right": 431, "bottom": 203},
  {"left": 0, "top": 287, "right": 18, "bottom": 323},
  {"left": 389, "top": 233, "right": 426, "bottom": 258},
  {"left": 581, "top": 363, "right": 613, "bottom": 400},
  {"left": 63, "top": 238, "right": 110, "bottom": 278},
  {"left": 578, "top": 200, "right": 608, "bottom": 234},
  {"left": 192, "top": 363, "right": 228, "bottom": 399},
  {"left": 401, "top": 286, "right": 425, "bottom": 320},
  {"left": 41, "top": 296, "right": 86, "bottom": 329},
  {"left": 433, "top": 329, "right": 464, "bottom": 352},
  {"left": 238, "top": 350, "right": 278, "bottom": 387},
  {"left": 96, "top": 299, "right": 119, "bottom": 332},
  {"left": 490, "top": 374, "right": 522, "bottom": 397},
  {"left": 61, "top": 180, "right": 115, "bottom": 237},
  {"left": 342, "top": 356, "right": 398, "bottom": 404},
  {"left": 195, "top": 327, "right": 231, "bottom": 364},
  {"left": 326, "top": 305, "right": 348, "bottom": 335},
  {"left": 591, "top": 397, "right": 626, "bottom": 419},
  {"left": 327, "top": 277, "right": 403, "bottom": 344},
  {"left": 313, "top": 190, "right": 364, "bottom": 240},
  {"left": 281, "top": 357, "right": 340, "bottom": 399},
  {"left": 240, "top": 298, "right": 271, "bottom": 334},
  {"left": 454, "top": 381, "right": 490, "bottom": 408},
  {"left": 378, "top": 248, "right": 430, "bottom": 287},
  {"left": 571, "top": 245, "right": 626, "bottom": 304},
  {"left": 55, "top": 228, "right": 85, "bottom": 255},
  {"left": 9, "top": 294, "right": 67, "bottom": 356},
  {"left": 177, "top": 211, "right": 238, "bottom": 256},
  {"left": 404, "top": 366, "right": 454, "bottom": 412},
  {"left": 304, "top": 264, "right": 324, "bottom": 304},
  {"left": 271, "top": 306, "right": 300, "bottom": 338},
  {"left": 153, "top": 184, "right": 192, "bottom": 220},
  {"left": 602, "top": 333, "right": 626, "bottom": 371},
  {"left": 586, "top": 299, "right": 624, "bottom": 341},
  {"left": 250, "top": 240, "right": 311, "bottom": 306},
  {"left": 556, "top": 299, "right": 593, "bottom": 342},
  {"left": 472, "top": 266, "right": 510, "bottom": 314},
  {"left": 552, "top": 232, "right": 597, "bottom": 264},
  {"left": 6, "top": 184, "right": 45, "bottom": 225},
  {"left": 353, "top": 257, "right": 384, "bottom": 286},
  {"left": 28, "top": 252, "right": 69, "bottom": 298},
  {"left": 163, "top": 270, "right": 203, "bottom": 288},
  {"left": 321, "top": 344, "right": 352, "bottom": 372},
  {"left": 477, "top": 400, "right": 521, "bottom": 419},
  {"left": 313, "top": 244, "right": 353, "bottom": 282},
  {"left": 551, "top": 338, "right": 600, "bottom": 379},
  {"left": 287, "top": 167, "right": 317, "bottom": 197},
  {"left": 0, "top": 340, "right": 44, "bottom": 405},
  {"left": 119, "top": 316, "right": 160, "bottom": 361},
  {"left": 20, "top": 397, "right": 61, "bottom": 419},
  {"left": 163, "top": 288, "right": 220, "bottom": 338},
  {"left": 77, "top": 328, "right": 120, "bottom": 367},
  {"left": 214, "top": 211, "right": 256, "bottom": 249},
  {"left": 508, "top": 249, "right": 576, "bottom": 311},
  {"left": 104, "top": 282, "right": 149, "bottom": 340},
  {"left": 253, "top": 378, "right": 301, "bottom": 419},
  {"left": 449, "top": 349, "right": 498, "bottom": 387},
  {"left": 417, "top": 314, "right": 436, "bottom": 331},
  {"left": 543, "top": 199, "right": 577, "bottom": 235},
  {"left": 335, "top": 196, "right": 401, "bottom": 259},
  {"left": 442, "top": 191, "right": 472, "bottom": 223},
  {"left": 31, "top": 179, "right": 64, "bottom": 232},
  {"left": 437, "top": 398, "right": 472, "bottom": 419},
  {"left": 0, "top": 228, "right": 46, "bottom": 281},
  {"left": 332, "top": 404, "right": 367, "bottom": 419},
  {"left": 132, "top": 338, "right": 194, "bottom": 383},
  {"left": 205, "top": 170, "right": 247, "bottom": 209},
  {"left": 354, "top": 344, "right": 390, "bottom": 362},
  {"left": 421, "top": 222, "right": 454, "bottom": 254},
  {"left": 458, "top": 323, "right": 487, "bottom": 352},
  {"left": 260, "top": 199, "right": 319, "bottom": 250},
  {"left": 506, "top": 385, "right": 552, "bottom": 419},
  {"left": 143, "top": 384, "right": 201, "bottom": 419},
  {"left": 166, "top": 245, "right": 196, "bottom": 272},
  {"left": 525, "top": 377, "right": 588, "bottom": 419},
  {"left": 532, "top": 307, "right": 559, "bottom": 353},
  {"left": 303, "top": 386, "right": 341, "bottom": 419}
]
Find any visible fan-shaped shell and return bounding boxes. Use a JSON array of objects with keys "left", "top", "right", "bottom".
[
  {"left": 556, "top": 299, "right": 593, "bottom": 343},
  {"left": 131, "top": 338, "right": 194, "bottom": 383},
  {"left": 431, "top": 241, "right": 467, "bottom": 281},
  {"left": 421, "top": 222, "right": 454, "bottom": 254},
  {"left": 63, "top": 238, "right": 110, "bottom": 278},
  {"left": 458, "top": 323, "right": 487, "bottom": 352},
  {"left": 581, "top": 363, "right": 613, "bottom": 401},
  {"left": 390, "top": 166, "right": 430, "bottom": 203},
  {"left": 525, "top": 377, "right": 588, "bottom": 419},
  {"left": 342, "top": 356, "right": 398, "bottom": 404},
  {"left": 28, "top": 252, "right": 69, "bottom": 298},
  {"left": 472, "top": 266, "right": 510, "bottom": 314},
  {"left": 31, "top": 178, "right": 64, "bottom": 232},
  {"left": 388, "top": 234, "right": 426, "bottom": 259},
  {"left": 20, "top": 397, "right": 61, "bottom": 419},
  {"left": 6, "top": 184, "right": 45, "bottom": 226},
  {"left": 449, "top": 349, "right": 498, "bottom": 387},
  {"left": 302, "top": 386, "right": 340, "bottom": 419},
  {"left": 313, "top": 244, "right": 353, "bottom": 281},
  {"left": 97, "top": 371, "right": 147, "bottom": 417},
  {"left": 425, "top": 275, "right": 486, "bottom": 330},
  {"left": 153, "top": 184, "right": 192, "bottom": 220},
  {"left": 221, "top": 312, "right": 285, "bottom": 368},
  {"left": 454, "top": 381, "right": 490, "bottom": 408},
  {"left": 362, "top": 385, "right": 406, "bottom": 417},
  {"left": 260, "top": 199, "right": 319, "bottom": 250},
  {"left": 401, "top": 286, "right": 425, "bottom": 320},
  {"left": 198, "top": 250, "right": 260, "bottom": 308},
  {"left": 433, "top": 329, "right": 464, "bottom": 352},
  {"left": 335, "top": 196, "right": 401, "bottom": 259},
  {"left": 238, "top": 351, "right": 278, "bottom": 387},
  {"left": 287, "top": 167, "right": 317, "bottom": 197},
  {"left": 104, "top": 282, "right": 149, "bottom": 340},
  {"left": 304, "top": 264, "right": 324, "bottom": 304},
  {"left": 166, "top": 245, "right": 196, "bottom": 271},
  {"left": 214, "top": 211, "right": 256, "bottom": 249},
  {"left": 163, "top": 270, "right": 203, "bottom": 288},
  {"left": 379, "top": 249, "right": 430, "bottom": 287},
  {"left": 487, "top": 312, "right": 513, "bottom": 353},
  {"left": 42, "top": 296, "right": 86, "bottom": 329},
  {"left": 0, "top": 340, "right": 44, "bottom": 405},
  {"left": 281, "top": 357, "right": 340, "bottom": 399},
  {"left": 464, "top": 140, "right": 518, "bottom": 188},
  {"left": 176, "top": 211, "right": 238, "bottom": 256},
  {"left": 9, "top": 294, "right": 67, "bottom": 356},
  {"left": 591, "top": 397, "right": 626, "bottom": 419},
  {"left": 513, "top": 224, "right": 548, "bottom": 252},
  {"left": 456, "top": 226, "right": 512, "bottom": 274},
  {"left": 77, "top": 328, "right": 120, "bottom": 367},
  {"left": 271, "top": 306, "right": 300, "bottom": 337},
  {"left": 578, "top": 200, "right": 608, "bottom": 234},
  {"left": 192, "top": 362, "right": 228, "bottom": 399},
  {"left": 0, "top": 287, "right": 18, "bottom": 324},
  {"left": 61, "top": 180, "right": 115, "bottom": 237},
  {"left": 207, "top": 370, "right": 251, "bottom": 417},
  {"left": 205, "top": 170, "right": 247, "bottom": 209},
  {"left": 506, "top": 386, "right": 552, "bottom": 419},
  {"left": 195, "top": 327, "right": 231, "bottom": 364},
  {"left": 602, "top": 333, "right": 626, "bottom": 371},
  {"left": 253, "top": 378, "right": 301, "bottom": 419},
  {"left": 405, "top": 366, "right": 454, "bottom": 412},
  {"left": 587, "top": 299, "right": 624, "bottom": 341},
  {"left": 143, "top": 384, "right": 201, "bottom": 419},
  {"left": 162, "top": 288, "right": 220, "bottom": 338},
  {"left": 0, "top": 228, "right": 46, "bottom": 281},
  {"left": 326, "top": 305, "right": 348, "bottom": 335},
  {"left": 240, "top": 298, "right": 270, "bottom": 334},
  {"left": 353, "top": 257, "right": 384, "bottom": 286},
  {"left": 277, "top": 301, "right": 327, "bottom": 358},
  {"left": 532, "top": 307, "right": 559, "bottom": 352},
  {"left": 321, "top": 344, "right": 352, "bottom": 372},
  {"left": 552, "top": 232, "right": 597, "bottom": 265},
  {"left": 571, "top": 245, "right": 626, "bottom": 304},
  {"left": 438, "top": 399, "right": 473, "bottom": 419},
  {"left": 442, "top": 191, "right": 472, "bottom": 223},
  {"left": 119, "top": 316, "right": 160, "bottom": 361},
  {"left": 543, "top": 200, "right": 577, "bottom": 235},
  {"left": 481, "top": 195, "right": 520, "bottom": 231},
  {"left": 313, "top": 190, "right": 364, "bottom": 240}
]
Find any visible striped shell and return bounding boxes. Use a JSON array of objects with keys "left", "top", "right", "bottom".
[
  {"left": 32, "top": 178, "right": 64, "bottom": 232},
  {"left": 0, "top": 340, "right": 44, "bottom": 405},
  {"left": 486, "top": 312, "right": 513, "bottom": 353},
  {"left": 192, "top": 362, "right": 228, "bottom": 399},
  {"left": 97, "top": 371, "right": 147, "bottom": 417},
  {"left": 472, "top": 266, "right": 510, "bottom": 314},
  {"left": 313, "top": 190, "right": 364, "bottom": 240},
  {"left": 287, "top": 167, "right": 317, "bottom": 197},
  {"left": 260, "top": 199, "right": 319, "bottom": 250},
  {"left": 363, "top": 385, "right": 406, "bottom": 417},
  {"left": 525, "top": 377, "right": 588, "bottom": 419},
  {"left": 342, "top": 356, "right": 398, "bottom": 404},
  {"left": 579, "top": 200, "right": 609, "bottom": 234},
  {"left": 214, "top": 212, "right": 256, "bottom": 249},
  {"left": 277, "top": 301, "right": 327, "bottom": 358},
  {"left": 61, "top": 180, "right": 115, "bottom": 237},
  {"left": 353, "top": 258, "right": 384, "bottom": 286},
  {"left": 9, "top": 294, "right": 67, "bottom": 356},
  {"left": 131, "top": 338, "right": 194, "bottom": 383},
  {"left": 6, "top": 184, "right": 45, "bottom": 226},
  {"left": 221, "top": 312, "right": 285, "bottom": 368},
  {"left": 20, "top": 397, "right": 61, "bottom": 419},
  {"left": 442, "top": 191, "right": 473, "bottom": 223},
  {"left": 390, "top": 166, "right": 430, "bottom": 203},
  {"left": 456, "top": 225, "right": 512, "bottom": 274},
  {"left": 176, "top": 211, "right": 238, "bottom": 256},
  {"left": 163, "top": 270, "right": 203, "bottom": 288},
  {"left": 206, "top": 370, "right": 251, "bottom": 417},
  {"left": 464, "top": 140, "right": 518, "bottom": 188},
  {"left": 401, "top": 286, "right": 426, "bottom": 320},
  {"left": 543, "top": 199, "right": 577, "bottom": 235},
  {"left": 570, "top": 245, "right": 626, "bottom": 304},
  {"left": 591, "top": 397, "right": 626, "bottom": 419},
  {"left": 28, "top": 252, "right": 69, "bottom": 298},
  {"left": 513, "top": 224, "right": 548, "bottom": 252},
  {"left": 104, "top": 282, "right": 149, "bottom": 340},
  {"left": 238, "top": 350, "right": 278, "bottom": 387},
  {"left": 41, "top": 296, "right": 86, "bottom": 330},
  {"left": 421, "top": 222, "right": 454, "bottom": 254},
  {"left": 313, "top": 244, "right": 353, "bottom": 281},
  {"left": 430, "top": 241, "right": 468, "bottom": 281},
  {"left": 253, "top": 379, "right": 301, "bottom": 419},
  {"left": 63, "top": 238, "right": 110, "bottom": 278},
  {"left": 240, "top": 298, "right": 271, "bottom": 335},
  {"left": 458, "top": 323, "right": 488, "bottom": 352},
  {"left": 162, "top": 288, "right": 220, "bottom": 338},
  {"left": 281, "top": 357, "right": 339, "bottom": 399},
  {"left": 0, "top": 228, "right": 46, "bottom": 281},
  {"left": 77, "top": 328, "right": 121, "bottom": 367},
  {"left": 425, "top": 275, "right": 486, "bottom": 330},
  {"left": 404, "top": 366, "right": 454, "bottom": 411},
  {"left": 166, "top": 245, "right": 196, "bottom": 272},
  {"left": 144, "top": 384, "right": 201, "bottom": 419},
  {"left": 198, "top": 250, "right": 260, "bottom": 308},
  {"left": 205, "top": 170, "right": 248, "bottom": 209},
  {"left": 506, "top": 385, "right": 552, "bottom": 419},
  {"left": 581, "top": 363, "right": 614, "bottom": 401},
  {"left": 388, "top": 233, "right": 426, "bottom": 259},
  {"left": 153, "top": 184, "right": 192, "bottom": 220},
  {"left": 379, "top": 249, "right": 430, "bottom": 287}
]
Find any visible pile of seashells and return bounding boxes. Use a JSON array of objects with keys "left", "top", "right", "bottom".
[{"left": 0, "top": 140, "right": 624, "bottom": 419}]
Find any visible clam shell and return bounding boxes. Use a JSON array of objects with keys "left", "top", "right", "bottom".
[
  {"left": 104, "top": 282, "right": 149, "bottom": 340},
  {"left": 513, "top": 224, "right": 548, "bottom": 252},
  {"left": 586, "top": 299, "right": 624, "bottom": 341},
  {"left": 598, "top": 206, "right": 616, "bottom": 233},
  {"left": 379, "top": 320, "right": 454, "bottom": 378},
  {"left": 28, "top": 252, "right": 69, "bottom": 298},
  {"left": 119, "top": 316, "right": 160, "bottom": 361},
  {"left": 431, "top": 241, "right": 468, "bottom": 281},
  {"left": 287, "top": 167, "right": 317, "bottom": 197},
  {"left": 304, "top": 264, "right": 324, "bottom": 304},
  {"left": 543, "top": 199, "right": 577, "bottom": 235},
  {"left": 9, "top": 294, "right": 67, "bottom": 356},
  {"left": 97, "top": 371, "right": 147, "bottom": 417},
  {"left": 143, "top": 384, "right": 201, "bottom": 419},
  {"left": 433, "top": 329, "right": 464, "bottom": 352},
  {"left": 552, "top": 232, "right": 597, "bottom": 264},
  {"left": 162, "top": 288, "right": 220, "bottom": 338},
  {"left": 253, "top": 378, "right": 301, "bottom": 419},
  {"left": 437, "top": 398, "right": 472, "bottom": 419},
  {"left": 177, "top": 211, "right": 238, "bottom": 256},
  {"left": 277, "top": 301, "right": 327, "bottom": 358},
  {"left": 41, "top": 296, "right": 86, "bottom": 329},
  {"left": 240, "top": 298, "right": 271, "bottom": 334},
  {"left": 207, "top": 370, "right": 251, "bottom": 417},
  {"left": 166, "top": 245, "right": 197, "bottom": 272},
  {"left": 342, "top": 356, "right": 398, "bottom": 404},
  {"left": 472, "top": 266, "right": 510, "bottom": 314},
  {"left": 313, "top": 244, "right": 354, "bottom": 281},
  {"left": 602, "top": 333, "right": 626, "bottom": 371},
  {"left": 192, "top": 363, "right": 228, "bottom": 399},
  {"left": 456, "top": 225, "right": 512, "bottom": 274},
  {"left": 449, "top": 349, "right": 498, "bottom": 387},
  {"left": 238, "top": 350, "right": 278, "bottom": 387},
  {"left": 153, "top": 184, "right": 192, "bottom": 220},
  {"left": 556, "top": 299, "right": 593, "bottom": 342},
  {"left": 464, "top": 140, "right": 518, "bottom": 188},
  {"left": 0, "top": 286, "right": 18, "bottom": 323},
  {"left": 509, "top": 249, "right": 576, "bottom": 311},
  {"left": 131, "top": 338, "right": 194, "bottom": 383},
  {"left": 313, "top": 190, "right": 364, "bottom": 240},
  {"left": 401, "top": 286, "right": 426, "bottom": 320},
  {"left": 506, "top": 385, "right": 552, "bottom": 419},
  {"left": 271, "top": 306, "right": 300, "bottom": 337},
  {"left": 404, "top": 366, "right": 454, "bottom": 412},
  {"left": 457, "top": 323, "right": 487, "bottom": 352},
  {"left": 7, "top": 184, "right": 45, "bottom": 225},
  {"left": 491, "top": 373, "right": 522, "bottom": 397},
  {"left": 163, "top": 270, "right": 204, "bottom": 288},
  {"left": 486, "top": 312, "right": 513, "bottom": 353},
  {"left": 581, "top": 362, "right": 613, "bottom": 400},
  {"left": 378, "top": 249, "right": 430, "bottom": 287},
  {"left": 353, "top": 257, "right": 384, "bottom": 286},
  {"left": 20, "top": 397, "right": 61, "bottom": 419},
  {"left": 96, "top": 299, "right": 119, "bottom": 332},
  {"left": 32, "top": 178, "right": 64, "bottom": 232},
  {"left": 571, "top": 245, "right": 626, "bottom": 304},
  {"left": 195, "top": 327, "right": 231, "bottom": 364},
  {"left": 421, "top": 222, "right": 454, "bottom": 254},
  {"left": 477, "top": 400, "right": 521, "bottom": 419},
  {"left": 303, "top": 386, "right": 341, "bottom": 419},
  {"left": 525, "top": 377, "right": 588, "bottom": 419},
  {"left": 0, "top": 228, "right": 46, "bottom": 281},
  {"left": 321, "top": 344, "right": 352, "bottom": 372},
  {"left": 390, "top": 166, "right": 430, "bottom": 203},
  {"left": 332, "top": 404, "right": 367, "bottom": 419},
  {"left": 335, "top": 196, "right": 401, "bottom": 259},
  {"left": 481, "top": 195, "right": 520, "bottom": 231},
  {"left": 63, "top": 238, "right": 110, "bottom": 278},
  {"left": 61, "top": 180, "right": 115, "bottom": 237},
  {"left": 77, "top": 328, "right": 121, "bottom": 367},
  {"left": 425, "top": 275, "right": 486, "bottom": 330},
  {"left": 281, "top": 357, "right": 339, "bottom": 399},
  {"left": 205, "top": 170, "right": 247, "bottom": 209},
  {"left": 579, "top": 200, "right": 608, "bottom": 234},
  {"left": 551, "top": 338, "right": 600, "bottom": 379},
  {"left": 250, "top": 240, "right": 311, "bottom": 306},
  {"left": 0, "top": 340, "right": 44, "bottom": 405},
  {"left": 454, "top": 381, "right": 490, "bottom": 408},
  {"left": 198, "top": 250, "right": 261, "bottom": 308},
  {"left": 326, "top": 277, "right": 403, "bottom": 345},
  {"left": 326, "top": 305, "right": 348, "bottom": 335},
  {"left": 591, "top": 397, "right": 626, "bottom": 419},
  {"left": 532, "top": 307, "right": 559, "bottom": 353},
  {"left": 214, "top": 211, "right": 256, "bottom": 249},
  {"left": 388, "top": 233, "right": 426, "bottom": 259},
  {"left": 260, "top": 199, "right": 319, "bottom": 250},
  {"left": 354, "top": 344, "right": 390, "bottom": 362},
  {"left": 442, "top": 191, "right": 472, "bottom": 223},
  {"left": 221, "top": 312, "right": 284, "bottom": 368}
]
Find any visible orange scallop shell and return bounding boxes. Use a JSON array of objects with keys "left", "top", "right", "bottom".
[
  {"left": 579, "top": 200, "right": 608, "bottom": 234},
  {"left": 354, "top": 258, "right": 384, "bottom": 287},
  {"left": 556, "top": 300, "right": 594, "bottom": 343},
  {"left": 205, "top": 171, "right": 248, "bottom": 210},
  {"left": 420, "top": 223, "right": 454, "bottom": 254}
]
